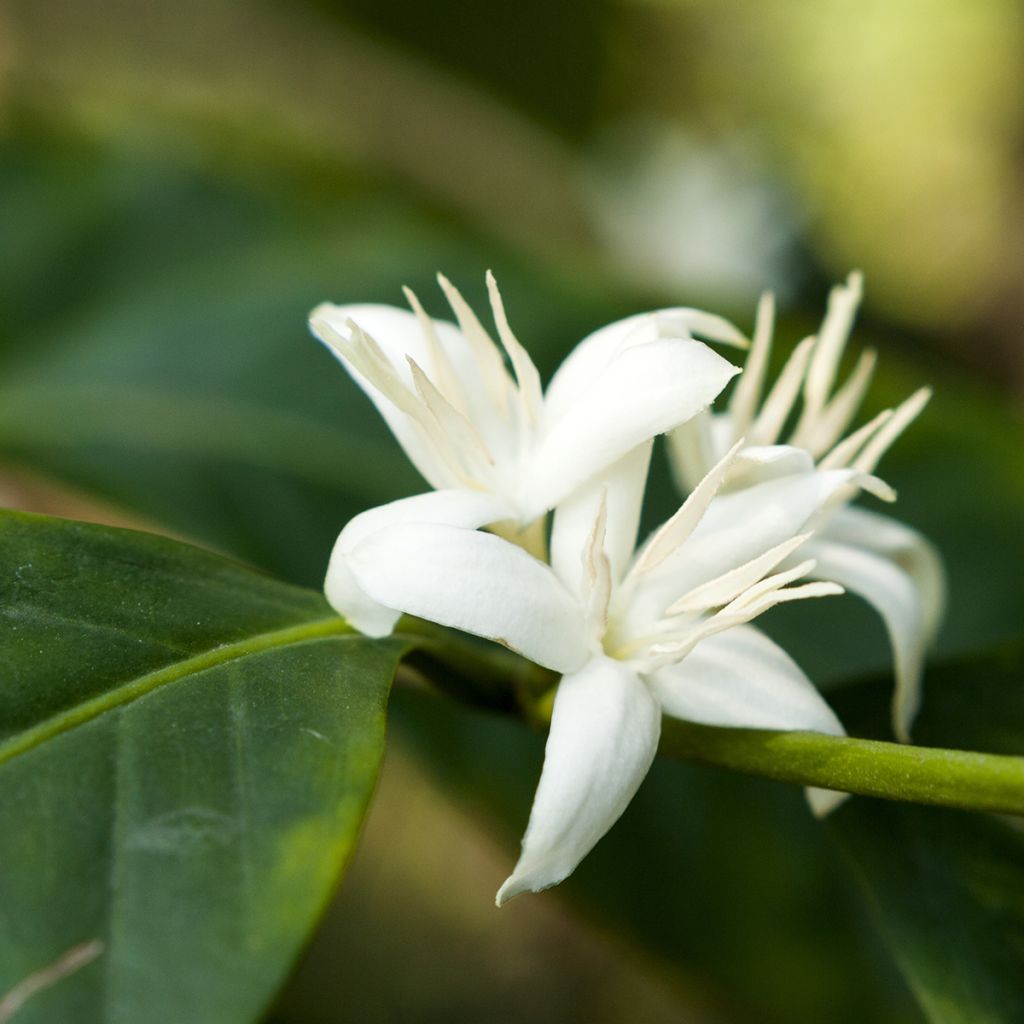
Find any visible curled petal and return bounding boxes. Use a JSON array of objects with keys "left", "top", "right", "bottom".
[
  {"left": 496, "top": 657, "right": 661, "bottom": 905},
  {"left": 544, "top": 309, "right": 746, "bottom": 426},
  {"left": 803, "top": 508, "right": 945, "bottom": 741},
  {"left": 325, "top": 489, "right": 513, "bottom": 636},
  {"left": 348, "top": 521, "right": 590, "bottom": 672},
  {"left": 649, "top": 626, "right": 844, "bottom": 735},
  {"left": 550, "top": 442, "right": 652, "bottom": 597},
  {"left": 524, "top": 338, "right": 738, "bottom": 516}
]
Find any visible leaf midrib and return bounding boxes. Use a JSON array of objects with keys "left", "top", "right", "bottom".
[{"left": 0, "top": 616, "right": 353, "bottom": 767}]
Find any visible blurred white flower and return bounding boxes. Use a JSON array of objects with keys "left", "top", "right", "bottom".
[
  {"left": 669, "top": 274, "right": 945, "bottom": 741},
  {"left": 310, "top": 273, "right": 744, "bottom": 636},
  {"left": 582, "top": 123, "right": 800, "bottom": 303},
  {"left": 338, "top": 439, "right": 886, "bottom": 902}
]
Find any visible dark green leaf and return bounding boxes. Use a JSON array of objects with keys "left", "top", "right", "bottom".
[
  {"left": 826, "top": 648, "right": 1024, "bottom": 1023},
  {"left": 0, "top": 511, "right": 404, "bottom": 1023},
  {"left": 830, "top": 803, "right": 1024, "bottom": 1024},
  {"left": 391, "top": 687, "right": 919, "bottom": 1024}
]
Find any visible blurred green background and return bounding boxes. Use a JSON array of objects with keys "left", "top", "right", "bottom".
[{"left": 1, "top": 1, "right": 1023, "bottom": 1021}]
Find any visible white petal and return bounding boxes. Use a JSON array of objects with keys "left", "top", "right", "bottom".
[
  {"left": 805, "top": 788, "right": 850, "bottom": 818},
  {"left": 496, "top": 657, "right": 661, "bottom": 905},
  {"left": 826, "top": 506, "right": 946, "bottom": 637},
  {"left": 803, "top": 508, "right": 945, "bottom": 740},
  {"left": 793, "top": 271, "right": 863, "bottom": 433},
  {"left": 544, "top": 309, "right": 746, "bottom": 427},
  {"left": 324, "top": 490, "right": 513, "bottom": 636},
  {"left": 620, "top": 468, "right": 862, "bottom": 634},
  {"left": 550, "top": 443, "right": 652, "bottom": 596},
  {"left": 666, "top": 410, "right": 718, "bottom": 493},
  {"left": 524, "top": 338, "right": 739, "bottom": 516},
  {"left": 649, "top": 626, "right": 844, "bottom": 735},
  {"left": 348, "top": 522, "right": 590, "bottom": 672},
  {"left": 725, "top": 444, "right": 815, "bottom": 490},
  {"left": 727, "top": 291, "right": 775, "bottom": 435}
]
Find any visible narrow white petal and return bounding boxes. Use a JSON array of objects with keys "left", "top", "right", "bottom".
[
  {"left": 324, "top": 490, "right": 513, "bottom": 636},
  {"left": 727, "top": 291, "right": 775, "bottom": 435},
  {"left": 791, "top": 348, "right": 877, "bottom": 457},
  {"left": 621, "top": 468, "right": 861, "bottom": 634},
  {"left": 666, "top": 533, "right": 812, "bottom": 614},
  {"left": 310, "top": 308, "right": 453, "bottom": 488},
  {"left": 852, "top": 388, "right": 932, "bottom": 474},
  {"left": 486, "top": 271, "right": 544, "bottom": 423},
  {"left": 649, "top": 626, "right": 844, "bottom": 735},
  {"left": 349, "top": 523, "right": 590, "bottom": 672},
  {"left": 747, "top": 336, "right": 816, "bottom": 447},
  {"left": 666, "top": 410, "right": 719, "bottom": 493},
  {"left": 496, "top": 657, "right": 661, "bottom": 905},
  {"left": 525, "top": 338, "right": 739, "bottom": 517},
  {"left": 794, "top": 271, "right": 863, "bottom": 431},
  {"left": 550, "top": 442, "right": 652, "bottom": 596},
  {"left": 817, "top": 408, "right": 893, "bottom": 470},
  {"left": 402, "top": 286, "right": 468, "bottom": 413},
  {"left": 724, "top": 444, "right": 815, "bottom": 490},
  {"left": 803, "top": 510, "right": 945, "bottom": 740},
  {"left": 634, "top": 440, "right": 745, "bottom": 575},
  {"left": 436, "top": 273, "right": 516, "bottom": 416}
]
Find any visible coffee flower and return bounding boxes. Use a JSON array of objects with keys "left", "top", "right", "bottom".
[
  {"left": 339, "top": 440, "right": 886, "bottom": 902},
  {"left": 669, "top": 274, "right": 945, "bottom": 740},
  {"left": 310, "top": 273, "right": 743, "bottom": 636}
]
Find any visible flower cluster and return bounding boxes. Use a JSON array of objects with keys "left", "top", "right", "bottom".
[{"left": 309, "top": 272, "right": 943, "bottom": 904}]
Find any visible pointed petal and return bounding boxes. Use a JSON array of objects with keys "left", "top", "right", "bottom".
[
  {"left": 436, "top": 273, "right": 516, "bottom": 416},
  {"left": 486, "top": 271, "right": 544, "bottom": 423},
  {"left": 634, "top": 440, "right": 744, "bottom": 575},
  {"left": 649, "top": 626, "right": 844, "bottom": 735},
  {"left": 724, "top": 444, "right": 816, "bottom": 489},
  {"left": 348, "top": 522, "right": 590, "bottom": 672},
  {"left": 324, "top": 490, "right": 513, "bottom": 636},
  {"left": 543, "top": 309, "right": 747, "bottom": 426},
  {"left": 310, "top": 306, "right": 452, "bottom": 488},
  {"left": 727, "top": 291, "right": 775, "bottom": 434},
  {"left": 621, "top": 468, "right": 863, "bottom": 634},
  {"left": 746, "top": 336, "right": 816, "bottom": 447},
  {"left": 550, "top": 442, "right": 652, "bottom": 596},
  {"left": 852, "top": 388, "right": 932, "bottom": 474},
  {"left": 791, "top": 348, "right": 877, "bottom": 457},
  {"left": 525, "top": 338, "right": 739, "bottom": 516},
  {"left": 666, "top": 533, "right": 812, "bottom": 614},
  {"left": 805, "top": 788, "right": 850, "bottom": 817},
  {"left": 496, "top": 657, "right": 661, "bottom": 904},
  {"left": 793, "top": 271, "right": 863, "bottom": 432},
  {"left": 666, "top": 408, "right": 719, "bottom": 494},
  {"left": 805, "top": 507, "right": 945, "bottom": 740}
]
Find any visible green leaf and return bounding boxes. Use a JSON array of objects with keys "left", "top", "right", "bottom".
[
  {"left": 830, "top": 802, "right": 1024, "bottom": 1024},
  {"left": 0, "top": 511, "right": 404, "bottom": 1023},
  {"left": 0, "top": 134, "right": 613, "bottom": 588},
  {"left": 824, "top": 648, "right": 1024, "bottom": 1024},
  {"left": 390, "top": 688, "right": 919, "bottom": 1024}
]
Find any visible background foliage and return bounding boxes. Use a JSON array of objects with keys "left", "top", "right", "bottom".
[{"left": 1, "top": 0, "right": 1023, "bottom": 1020}]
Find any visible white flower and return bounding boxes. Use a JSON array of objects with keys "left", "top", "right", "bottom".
[
  {"left": 668, "top": 273, "right": 945, "bottom": 741},
  {"left": 310, "top": 272, "right": 744, "bottom": 636},
  {"left": 337, "top": 440, "right": 883, "bottom": 902}
]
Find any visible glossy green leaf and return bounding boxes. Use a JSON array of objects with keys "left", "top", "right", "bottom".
[
  {"left": 831, "top": 803, "right": 1024, "bottom": 1024},
  {"left": 0, "top": 135, "right": 613, "bottom": 588},
  {"left": 824, "top": 648, "right": 1024, "bottom": 1024},
  {"left": 0, "top": 511, "right": 404, "bottom": 1023}
]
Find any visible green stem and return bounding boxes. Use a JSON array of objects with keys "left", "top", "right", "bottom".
[
  {"left": 401, "top": 623, "right": 1024, "bottom": 816},
  {"left": 660, "top": 719, "right": 1024, "bottom": 815}
]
